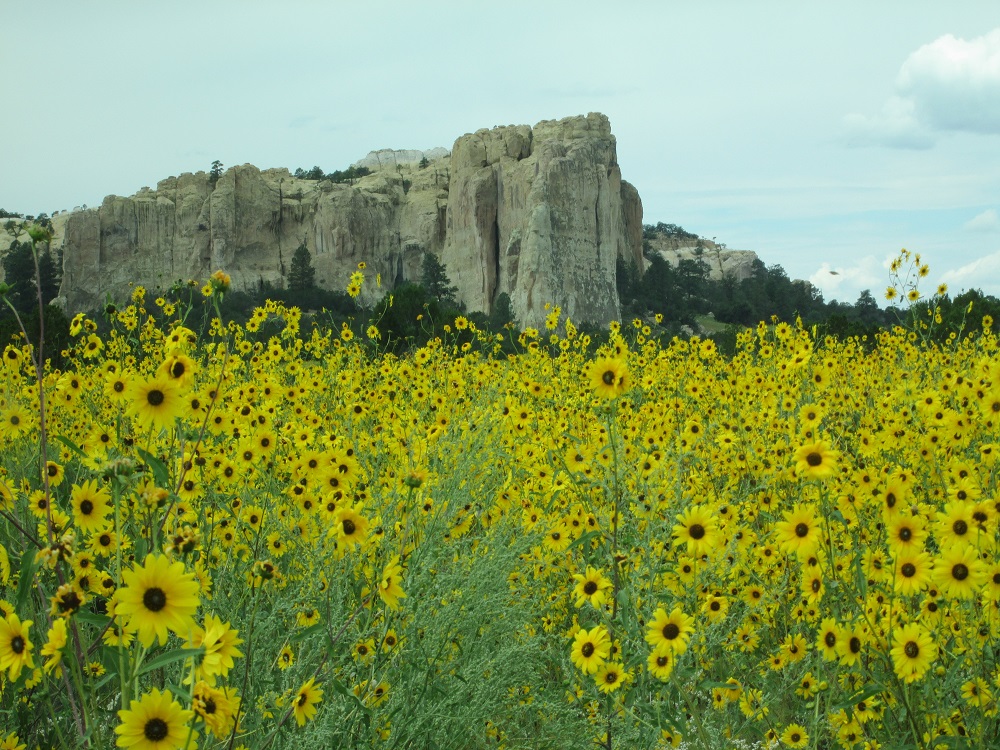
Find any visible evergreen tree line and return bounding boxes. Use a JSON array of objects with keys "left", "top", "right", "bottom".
[
  {"left": 4, "top": 214, "right": 1000, "bottom": 363},
  {"left": 618, "top": 250, "right": 1000, "bottom": 345},
  {"left": 0, "top": 225, "right": 70, "bottom": 366},
  {"left": 292, "top": 165, "right": 372, "bottom": 184}
]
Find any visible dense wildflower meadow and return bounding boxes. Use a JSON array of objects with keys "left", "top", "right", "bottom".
[{"left": 1, "top": 248, "right": 1000, "bottom": 750}]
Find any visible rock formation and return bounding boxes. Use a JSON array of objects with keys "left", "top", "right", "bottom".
[
  {"left": 645, "top": 235, "right": 760, "bottom": 282},
  {"left": 442, "top": 113, "right": 643, "bottom": 328},
  {"left": 352, "top": 147, "right": 449, "bottom": 171},
  {"left": 7, "top": 113, "right": 644, "bottom": 327}
]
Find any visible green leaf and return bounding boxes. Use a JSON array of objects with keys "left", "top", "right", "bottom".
[
  {"left": 137, "top": 647, "right": 202, "bottom": 676},
  {"left": 53, "top": 434, "right": 88, "bottom": 460},
  {"left": 15, "top": 546, "right": 38, "bottom": 611},
  {"left": 136, "top": 447, "right": 170, "bottom": 488},
  {"left": 290, "top": 622, "right": 325, "bottom": 643},
  {"left": 74, "top": 610, "right": 111, "bottom": 628},
  {"left": 831, "top": 682, "right": 886, "bottom": 712},
  {"left": 699, "top": 680, "right": 739, "bottom": 690},
  {"left": 925, "top": 738, "right": 970, "bottom": 750},
  {"left": 566, "top": 530, "right": 602, "bottom": 553}
]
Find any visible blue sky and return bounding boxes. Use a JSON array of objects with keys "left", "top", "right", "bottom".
[{"left": 3, "top": 1, "right": 999, "bottom": 303}]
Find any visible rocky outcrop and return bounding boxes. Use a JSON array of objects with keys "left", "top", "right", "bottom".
[
  {"left": 353, "top": 147, "right": 449, "bottom": 171},
  {"left": 56, "top": 164, "right": 448, "bottom": 311},
  {"left": 41, "top": 113, "right": 643, "bottom": 325},
  {"left": 443, "top": 113, "right": 643, "bottom": 328},
  {"left": 646, "top": 235, "right": 760, "bottom": 282}
]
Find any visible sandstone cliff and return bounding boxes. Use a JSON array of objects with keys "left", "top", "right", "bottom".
[
  {"left": 443, "top": 112, "right": 643, "bottom": 328},
  {"left": 56, "top": 164, "right": 449, "bottom": 313},
  {"left": 18, "top": 113, "right": 643, "bottom": 326},
  {"left": 645, "top": 235, "right": 760, "bottom": 282}
]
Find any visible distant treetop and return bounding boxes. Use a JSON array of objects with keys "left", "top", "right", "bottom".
[
  {"left": 643, "top": 222, "right": 699, "bottom": 241},
  {"left": 293, "top": 165, "right": 372, "bottom": 184}
]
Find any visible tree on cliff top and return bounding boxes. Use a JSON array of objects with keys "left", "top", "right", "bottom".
[
  {"left": 209, "top": 160, "right": 224, "bottom": 187},
  {"left": 288, "top": 241, "right": 316, "bottom": 291}
]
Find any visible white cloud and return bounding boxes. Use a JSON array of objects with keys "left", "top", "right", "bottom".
[
  {"left": 964, "top": 208, "right": 1000, "bottom": 231},
  {"left": 900, "top": 29, "right": 1000, "bottom": 135},
  {"left": 809, "top": 255, "right": 887, "bottom": 303},
  {"left": 841, "top": 96, "right": 934, "bottom": 149},
  {"left": 843, "top": 28, "right": 1000, "bottom": 148},
  {"left": 940, "top": 251, "right": 1000, "bottom": 295}
]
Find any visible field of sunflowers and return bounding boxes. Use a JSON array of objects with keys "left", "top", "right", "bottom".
[{"left": 1, "top": 252, "right": 999, "bottom": 750}]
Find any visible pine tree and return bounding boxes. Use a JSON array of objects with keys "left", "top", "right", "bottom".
[
  {"left": 37, "top": 248, "right": 60, "bottom": 305},
  {"left": 421, "top": 252, "right": 458, "bottom": 306},
  {"left": 288, "top": 242, "right": 316, "bottom": 291},
  {"left": 1, "top": 239, "right": 38, "bottom": 313},
  {"left": 209, "top": 160, "right": 224, "bottom": 187}
]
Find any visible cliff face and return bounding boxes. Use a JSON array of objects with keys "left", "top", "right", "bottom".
[
  {"left": 43, "top": 113, "right": 644, "bottom": 325},
  {"left": 57, "top": 164, "right": 448, "bottom": 312},
  {"left": 443, "top": 113, "right": 643, "bottom": 328}
]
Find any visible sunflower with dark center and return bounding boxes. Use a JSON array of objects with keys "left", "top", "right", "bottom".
[
  {"left": 293, "top": 678, "right": 323, "bottom": 726},
  {"left": 794, "top": 440, "right": 839, "bottom": 480},
  {"left": 587, "top": 356, "right": 630, "bottom": 399},
  {"left": 776, "top": 504, "right": 822, "bottom": 556},
  {"left": 115, "top": 554, "right": 201, "bottom": 647},
  {"left": 333, "top": 506, "right": 369, "bottom": 550},
  {"left": 571, "top": 625, "right": 611, "bottom": 674},
  {"left": 0, "top": 613, "right": 35, "bottom": 681},
  {"left": 890, "top": 622, "right": 937, "bottom": 683},
  {"left": 128, "top": 376, "right": 184, "bottom": 430},
  {"left": 646, "top": 607, "right": 694, "bottom": 654},
  {"left": 571, "top": 566, "right": 613, "bottom": 609},
  {"left": 115, "top": 687, "right": 196, "bottom": 749},
  {"left": 672, "top": 505, "right": 719, "bottom": 557}
]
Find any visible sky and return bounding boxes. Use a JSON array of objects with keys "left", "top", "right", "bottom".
[{"left": 3, "top": 1, "right": 1000, "bottom": 304}]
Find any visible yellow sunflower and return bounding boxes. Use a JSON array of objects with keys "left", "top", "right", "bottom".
[
  {"left": 115, "top": 555, "right": 201, "bottom": 647},
  {"left": 0, "top": 613, "right": 34, "bottom": 681},
  {"left": 893, "top": 550, "right": 932, "bottom": 597},
  {"left": 114, "top": 687, "right": 196, "bottom": 749},
  {"left": 645, "top": 607, "right": 694, "bottom": 654},
  {"left": 587, "top": 357, "right": 630, "bottom": 400},
  {"left": 70, "top": 479, "right": 112, "bottom": 534},
  {"left": 647, "top": 644, "right": 675, "bottom": 681},
  {"left": 774, "top": 504, "right": 821, "bottom": 556},
  {"left": 570, "top": 624, "right": 611, "bottom": 674},
  {"left": 331, "top": 506, "right": 369, "bottom": 550},
  {"left": 890, "top": 622, "right": 937, "bottom": 683},
  {"left": 128, "top": 376, "right": 184, "bottom": 431},
  {"left": 186, "top": 615, "right": 243, "bottom": 685},
  {"left": 292, "top": 677, "right": 323, "bottom": 726},
  {"left": 933, "top": 544, "right": 986, "bottom": 600},
  {"left": 793, "top": 441, "right": 839, "bottom": 480},
  {"left": 594, "top": 661, "right": 628, "bottom": 693},
  {"left": 672, "top": 505, "right": 720, "bottom": 557},
  {"left": 377, "top": 556, "right": 406, "bottom": 610},
  {"left": 571, "top": 566, "right": 613, "bottom": 609}
]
